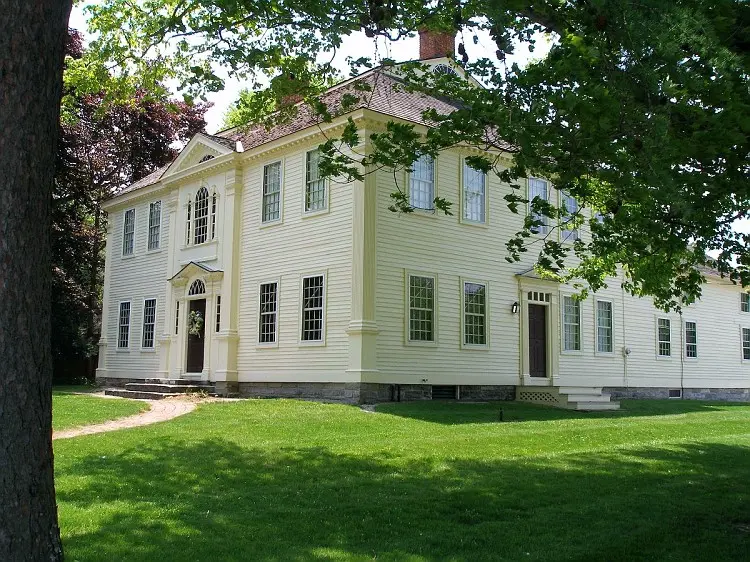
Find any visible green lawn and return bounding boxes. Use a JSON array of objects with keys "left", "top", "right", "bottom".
[
  {"left": 53, "top": 388, "right": 148, "bottom": 431},
  {"left": 54, "top": 399, "right": 750, "bottom": 561}
]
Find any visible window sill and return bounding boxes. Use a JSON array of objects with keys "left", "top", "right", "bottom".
[
  {"left": 409, "top": 208, "right": 439, "bottom": 219},
  {"left": 405, "top": 340, "right": 438, "bottom": 348},
  {"left": 298, "top": 340, "right": 326, "bottom": 348},
  {"left": 256, "top": 342, "right": 279, "bottom": 349},
  {"left": 115, "top": 348, "right": 130, "bottom": 353},
  {"left": 260, "top": 219, "right": 283, "bottom": 229},
  {"left": 561, "top": 349, "right": 583, "bottom": 356},
  {"left": 140, "top": 348, "right": 156, "bottom": 353},
  {"left": 594, "top": 351, "right": 616, "bottom": 357},
  {"left": 459, "top": 218, "right": 488, "bottom": 228},
  {"left": 121, "top": 254, "right": 136, "bottom": 260},
  {"left": 181, "top": 239, "right": 218, "bottom": 251},
  {"left": 656, "top": 355, "right": 673, "bottom": 360},
  {"left": 146, "top": 248, "right": 163, "bottom": 254},
  {"left": 302, "top": 207, "right": 330, "bottom": 218},
  {"left": 461, "top": 344, "right": 490, "bottom": 351}
]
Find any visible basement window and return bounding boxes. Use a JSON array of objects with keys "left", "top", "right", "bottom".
[
  {"left": 432, "top": 385, "right": 458, "bottom": 400},
  {"left": 668, "top": 389, "right": 682, "bottom": 399}
]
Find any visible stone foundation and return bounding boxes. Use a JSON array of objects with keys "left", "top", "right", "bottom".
[
  {"left": 238, "top": 382, "right": 362, "bottom": 404},
  {"left": 95, "top": 376, "right": 146, "bottom": 388},
  {"left": 214, "top": 381, "right": 239, "bottom": 396},
  {"left": 459, "top": 385, "right": 516, "bottom": 401},
  {"left": 605, "top": 387, "right": 750, "bottom": 402}
]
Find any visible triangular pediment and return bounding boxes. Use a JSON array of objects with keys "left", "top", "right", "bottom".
[
  {"left": 162, "top": 134, "right": 234, "bottom": 178},
  {"left": 169, "top": 261, "right": 224, "bottom": 283}
]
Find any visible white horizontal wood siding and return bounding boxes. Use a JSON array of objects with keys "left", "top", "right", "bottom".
[
  {"left": 236, "top": 144, "right": 354, "bottom": 382},
  {"left": 102, "top": 196, "right": 169, "bottom": 377}
]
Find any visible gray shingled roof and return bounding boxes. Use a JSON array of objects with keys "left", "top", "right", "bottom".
[{"left": 114, "top": 68, "right": 491, "bottom": 197}]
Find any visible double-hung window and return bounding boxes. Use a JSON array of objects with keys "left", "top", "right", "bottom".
[
  {"left": 596, "top": 300, "right": 613, "bottom": 353},
  {"left": 259, "top": 282, "right": 278, "bottom": 344},
  {"left": 742, "top": 293, "right": 750, "bottom": 313},
  {"left": 657, "top": 318, "right": 671, "bottom": 357},
  {"left": 561, "top": 193, "right": 579, "bottom": 242},
  {"left": 301, "top": 275, "right": 325, "bottom": 342},
  {"left": 305, "top": 149, "right": 327, "bottom": 212},
  {"left": 215, "top": 295, "right": 222, "bottom": 333},
  {"left": 175, "top": 301, "right": 180, "bottom": 335},
  {"left": 211, "top": 193, "right": 218, "bottom": 240},
  {"left": 743, "top": 328, "right": 750, "bottom": 360},
  {"left": 528, "top": 178, "right": 549, "bottom": 234},
  {"left": 142, "top": 299, "right": 157, "bottom": 349},
  {"left": 262, "top": 162, "right": 282, "bottom": 222},
  {"left": 409, "top": 154, "right": 434, "bottom": 210},
  {"left": 562, "top": 295, "right": 581, "bottom": 351},
  {"left": 408, "top": 274, "right": 435, "bottom": 342},
  {"left": 148, "top": 201, "right": 161, "bottom": 250},
  {"left": 118, "top": 302, "right": 131, "bottom": 348},
  {"left": 685, "top": 321, "right": 697, "bottom": 358},
  {"left": 122, "top": 209, "right": 135, "bottom": 256},
  {"left": 463, "top": 162, "right": 486, "bottom": 223},
  {"left": 463, "top": 281, "right": 487, "bottom": 346}
]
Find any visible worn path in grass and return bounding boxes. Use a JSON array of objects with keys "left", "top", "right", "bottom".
[{"left": 53, "top": 399, "right": 196, "bottom": 440}]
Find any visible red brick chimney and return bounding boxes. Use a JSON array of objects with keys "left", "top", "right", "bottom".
[{"left": 418, "top": 28, "right": 456, "bottom": 60}]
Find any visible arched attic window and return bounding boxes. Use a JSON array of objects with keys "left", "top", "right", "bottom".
[
  {"left": 199, "top": 154, "right": 215, "bottom": 163},
  {"left": 194, "top": 187, "right": 209, "bottom": 244},
  {"left": 189, "top": 279, "right": 206, "bottom": 296}
]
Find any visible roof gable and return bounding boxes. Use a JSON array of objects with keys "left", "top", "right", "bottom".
[{"left": 161, "top": 133, "right": 234, "bottom": 179}]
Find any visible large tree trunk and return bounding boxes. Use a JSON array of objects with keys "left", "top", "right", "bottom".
[{"left": 0, "top": 1, "right": 72, "bottom": 560}]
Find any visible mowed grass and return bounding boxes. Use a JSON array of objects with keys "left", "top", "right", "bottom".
[
  {"left": 54, "top": 399, "right": 750, "bottom": 561},
  {"left": 53, "top": 388, "right": 147, "bottom": 431}
]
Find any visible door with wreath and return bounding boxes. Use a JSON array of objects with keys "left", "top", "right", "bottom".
[{"left": 186, "top": 299, "right": 206, "bottom": 373}]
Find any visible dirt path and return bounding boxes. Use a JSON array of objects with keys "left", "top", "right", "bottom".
[{"left": 53, "top": 399, "right": 196, "bottom": 440}]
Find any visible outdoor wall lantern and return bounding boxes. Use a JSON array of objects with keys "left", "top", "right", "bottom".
[{"left": 511, "top": 301, "right": 519, "bottom": 314}]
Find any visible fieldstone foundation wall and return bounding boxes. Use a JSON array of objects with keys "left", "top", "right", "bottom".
[
  {"left": 214, "top": 381, "right": 239, "bottom": 396},
  {"left": 95, "top": 377, "right": 146, "bottom": 388},
  {"left": 606, "top": 387, "right": 750, "bottom": 402},
  {"left": 459, "top": 385, "right": 516, "bottom": 401},
  {"left": 238, "top": 382, "right": 362, "bottom": 404}
]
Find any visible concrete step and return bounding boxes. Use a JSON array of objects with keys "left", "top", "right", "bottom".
[
  {"left": 569, "top": 400, "right": 621, "bottom": 411},
  {"left": 105, "top": 389, "right": 185, "bottom": 400},
  {"left": 563, "top": 393, "right": 613, "bottom": 403},
  {"left": 125, "top": 383, "right": 213, "bottom": 394},
  {"left": 558, "top": 386, "right": 604, "bottom": 396}
]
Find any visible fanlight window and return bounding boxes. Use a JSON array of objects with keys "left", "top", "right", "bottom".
[
  {"left": 194, "top": 187, "right": 209, "bottom": 244},
  {"left": 198, "top": 154, "right": 215, "bottom": 163},
  {"left": 433, "top": 64, "right": 457, "bottom": 76},
  {"left": 189, "top": 279, "right": 206, "bottom": 296}
]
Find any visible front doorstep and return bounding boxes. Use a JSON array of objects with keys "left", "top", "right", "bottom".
[{"left": 521, "top": 375, "right": 553, "bottom": 387}]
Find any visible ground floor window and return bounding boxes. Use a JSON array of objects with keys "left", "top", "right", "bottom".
[
  {"left": 118, "top": 302, "right": 131, "bottom": 348},
  {"left": 408, "top": 274, "right": 435, "bottom": 342},
  {"left": 743, "top": 328, "right": 750, "bottom": 360},
  {"left": 596, "top": 300, "right": 613, "bottom": 353},
  {"left": 562, "top": 295, "right": 581, "bottom": 351},
  {"left": 301, "top": 275, "right": 324, "bottom": 342},
  {"left": 657, "top": 318, "right": 671, "bottom": 357},
  {"left": 685, "top": 321, "right": 697, "bottom": 358},
  {"left": 142, "top": 299, "right": 157, "bottom": 348},
  {"left": 259, "top": 282, "right": 278, "bottom": 344},
  {"left": 175, "top": 301, "right": 180, "bottom": 334},
  {"left": 463, "top": 281, "right": 487, "bottom": 346}
]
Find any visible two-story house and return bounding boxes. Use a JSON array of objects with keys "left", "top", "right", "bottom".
[{"left": 96, "top": 31, "right": 750, "bottom": 408}]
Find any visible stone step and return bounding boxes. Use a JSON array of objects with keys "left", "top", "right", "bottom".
[
  {"left": 105, "top": 389, "right": 185, "bottom": 400},
  {"left": 569, "top": 400, "right": 621, "bottom": 411},
  {"left": 563, "top": 393, "right": 613, "bottom": 403},
  {"left": 125, "top": 383, "right": 213, "bottom": 394},
  {"left": 558, "top": 386, "right": 604, "bottom": 396},
  {"left": 144, "top": 378, "right": 211, "bottom": 386}
]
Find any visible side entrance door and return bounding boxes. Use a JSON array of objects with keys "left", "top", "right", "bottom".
[
  {"left": 528, "top": 303, "right": 547, "bottom": 377},
  {"left": 186, "top": 299, "right": 206, "bottom": 373}
]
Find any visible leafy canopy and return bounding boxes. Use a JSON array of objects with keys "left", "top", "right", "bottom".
[{"left": 82, "top": 0, "right": 750, "bottom": 310}]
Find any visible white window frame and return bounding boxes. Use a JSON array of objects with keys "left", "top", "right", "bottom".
[
  {"left": 174, "top": 300, "right": 180, "bottom": 335},
  {"left": 561, "top": 192, "right": 579, "bottom": 242},
  {"left": 741, "top": 292, "right": 750, "bottom": 313},
  {"left": 140, "top": 298, "right": 157, "bottom": 350},
  {"left": 408, "top": 154, "right": 436, "bottom": 211},
  {"left": 595, "top": 299, "right": 615, "bottom": 355},
  {"left": 461, "top": 159, "right": 487, "bottom": 225},
  {"left": 117, "top": 300, "right": 131, "bottom": 349},
  {"left": 656, "top": 317, "right": 672, "bottom": 358},
  {"left": 742, "top": 326, "right": 750, "bottom": 362},
  {"left": 461, "top": 278, "right": 489, "bottom": 349},
  {"left": 185, "top": 199, "right": 192, "bottom": 246},
  {"left": 262, "top": 160, "right": 283, "bottom": 224},
  {"left": 528, "top": 177, "right": 551, "bottom": 235},
  {"left": 683, "top": 319, "right": 698, "bottom": 360},
  {"left": 405, "top": 271, "right": 438, "bottom": 346},
  {"left": 193, "top": 186, "right": 210, "bottom": 245},
  {"left": 122, "top": 208, "right": 136, "bottom": 256},
  {"left": 561, "top": 294, "right": 582, "bottom": 353},
  {"left": 299, "top": 272, "right": 326, "bottom": 345},
  {"left": 258, "top": 280, "right": 280, "bottom": 346},
  {"left": 210, "top": 190, "right": 219, "bottom": 240},
  {"left": 147, "top": 201, "right": 162, "bottom": 251},
  {"left": 215, "top": 294, "right": 222, "bottom": 333},
  {"left": 304, "top": 149, "right": 328, "bottom": 214}
]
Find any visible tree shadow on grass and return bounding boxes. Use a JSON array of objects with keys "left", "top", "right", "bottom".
[
  {"left": 57, "top": 438, "right": 750, "bottom": 561},
  {"left": 374, "top": 399, "right": 750, "bottom": 425}
]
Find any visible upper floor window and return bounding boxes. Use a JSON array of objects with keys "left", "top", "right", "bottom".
[
  {"left": 142, "top": 299, "right": 157, "bottom": 348},
  {"left": 122, "top": 209, "right": 135, "bottom": 256},
  {"left": 118, "top": 301, "right": 131, "bottom": 348},
  {"left": 211, "top": 193, "right": 218, "bottom": 239},
  {"left": 262, "top": 161, "right": 282, "bottom": 222},
  {"left": 528, "top": 178, "right": 549, "bottom": 234},
  {"left": 185, "top": 200, "right": 192, "bottom": 245},
  {"left": 685, "top": 321, "right": 697, "bottom": 358},
  {"left": 463, "top": 281, "right": 487, "bottom": 346},
  {"left": 148, "top": 201, "right": 161, "bottom": 250},
  {"left": 305, "top": 149, "right": 327, "bottom": 212},
  {"left": 561, "top": 193, "right": 579, "bottom": 242},
  {"left": 301, "top": 274, "right": 325, "bottom": 342},
  {"left": 742, "top": 293, "right": 750, "bottom": 313},
  {"left": 463, "top": 162, "right": 486, "bottom": 223},
  {"left": 562, "top": 295, "right": 581, "bottom": 351},
  {"left": 198, "top": 154, "right": 215, "bottom": 163},
  {"left": 409, "top": 154, "right": 434, "bottom": 210},
  {"left": 194, "top": 187, "right": 209, "bottom": 244},
  {"left": 596, "top": 300, "right": 613, "bottom": 353},
  {"left": 408, "top": 274, "right": 435, "bottom": 342},
  {"left": 657, "top": 318, "right": 671, "bottom": 357}
]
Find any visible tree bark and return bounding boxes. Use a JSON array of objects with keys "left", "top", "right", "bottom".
[{"left": 0, "top": 1, "right": 72, "bottom": 560}]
